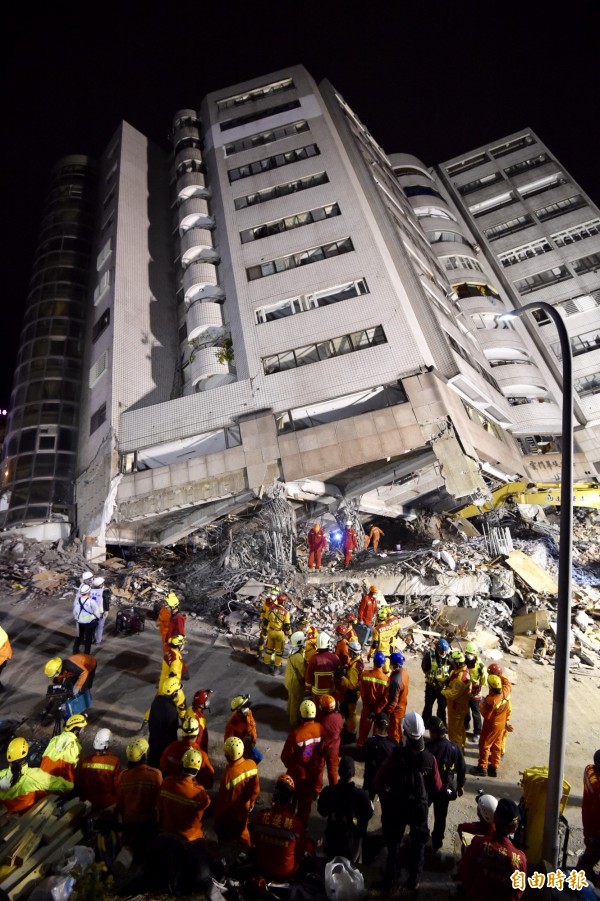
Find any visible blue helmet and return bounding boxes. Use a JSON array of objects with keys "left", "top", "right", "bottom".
[
  {"left": 436, "top": 639, "right": 450, "bottom": 654},
  {"left": 389, "top": 652, "right": 405, "bottom": 667},
  {"left": 373, "top": 651, "right": 386, "bottom": 667}
]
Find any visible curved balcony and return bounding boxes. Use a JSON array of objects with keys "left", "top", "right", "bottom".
[
  {"left": 173, "top": 109, "right": 200, "bottom": 128},
  {"left": 507, "top": 400, "right": 562, "bottom": 435},
  {"left": 491, "top": 362, "right": 547, "bottom": 393},
  {"left": 186, "top": 301, "right": 223, "bottom": 342},
  {"left": 174, "top": 146, "right": 203, "bottom": 173},
  {"left": 197, "top": 372, "right": 237, "bottom": 391},
  {"left": 458, "top": 295, "right": 506, "bottom": 317},
  {"left": 173, "top": 124, "right": 201, "bottom": 147},
  {"left": 189, "top": 346, "right": 231, "bottom": 387},
  {"left": 476, "top": 329, "right": 529, "bottom": 357},
  {"left": 388, "top": 153, "right": 434, "bottom": 181},
  {"left": 175, "top": 171, "right": 210, "bottom": 204},
  {"left": 183, "top": 262, "right": 219, "bottom": 304},
  {"left": 181, "top": 229, "right": 216, "bottom": 268},
  {"left": 178, "top": 197, "right": 214, "bottom": 234}
]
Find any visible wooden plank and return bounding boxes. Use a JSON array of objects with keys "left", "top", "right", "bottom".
[
  {"left": 9, "top": 830, "right": 41, "bottom": 867},
  {"left": 505, "top": 550, "right": 558, "bottom": 594},
  {"left": 513, "top": 609, "right": 550, "bottom": 634},
  {"left": 0, "top": 826, "right": 83, "bottom": 894},
  {"left": 11, "top": 830, "right": 84, "bottom": 900}
]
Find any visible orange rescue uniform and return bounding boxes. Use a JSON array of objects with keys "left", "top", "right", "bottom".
[
  {"left": 224, "top": 710, "right": 258, "bottom": 758},
  {"left": 77, "top": 752, "right": 121, "bottom": 809},
  {"left": 116, "top": 763, "right": 162, "bottom": 825},
  {"left": 160, "top": 739, "right": 215, "bottom": 788},
  {"left": 478, "top": 693, "right": 512, "bottom": 771},
  {"left": 214, "top": 758, "right": 260, "bottom": 845},
  {"left": 250, "top": 803, "right": 309, "bottom": 879},
  {"left": 358, "top": 666, "right": 389, "bottom": 745},
  {"left": 384, "top": 667, "right": 410, "bottom": 743},
  {"left": 157, "top": 605, "right": 171, "bottom": 649},
  {"left": 281, "top": 720, "right": 323, "bottom": 825},
  {"left": 158, "top": 773, "right": 210, "bottom": 841}
]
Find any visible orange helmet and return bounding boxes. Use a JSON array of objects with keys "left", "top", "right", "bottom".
[
  {"left": 305, "top": 625, "right": 317, "bottom": 640},
  {"left": 320, "top": 695, "right": 336, "bottom": 712},
  {"left": 312, "top": 523, "right": 321, "bottom": 532}
]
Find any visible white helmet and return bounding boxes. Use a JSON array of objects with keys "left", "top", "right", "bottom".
[
  {"left": 92, "top": 576, "right": 105, "bottom": 587},
  {"left": 81, "top": 571, "right": 93, "bottom": 582},
  {"left": 290, "top": 631, "right": 305, "bottom": 649},
  {"left": 93, "top": 728, "right": 112, "bottom": 751},
  {"left": 477, "top": 793, "right": 498, "bottom": 824},
  {"left": 316, "top": 632, "right": 331, "bottom": 650},
  {"left": 402, "top": 711, "right": 425, "bottom": 741},
  {"left": 345, "top": 520, "right": 352, "bottom": 527}
]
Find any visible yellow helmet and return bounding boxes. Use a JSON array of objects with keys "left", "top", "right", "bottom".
[
  {"left": 44, "top": 657, "right": 63, "bottom": 678},
  {"left": 299, "top": 699, "right": 316, "bottom": 720},
  {"left": 182, "top": 748, "right": 203, "bottom": 771},
  {"left": 7, "top": 737, "right": 29, "bottom": 763},
  {"left": 166, "top": 592, "right": 180, "bottom": 608},
  {"left": 230, "top": 694, "right": 250, "bottom": 712},
  {"left": 377, "top": 609, "right": 387, "bottom": 622},
  {"left": 488, "top": 674, "right": 503, "bottom": 691},
  {"left": 369, "top": 585, "right": 379, "bottom": 593},
  {"left": 224, "top": 736, "right": 244, "bottom": 762},
  {"left": 65, "top": 714, "right": 87, "bottom": 732},
  {"left": 312, "top": 523, "right": 321, "bottom": 532},
  {"left": 181, "top": 715, "right": 200, "bottom": 736},
  {"left": 169, "top": 635, "right": 185, "bottom": 648},
  {"left": 126, "top": 737, "right": 149, "bottom": 762},
  {"left": 161, "top": 677, "right": 182, "bottom": 696}
]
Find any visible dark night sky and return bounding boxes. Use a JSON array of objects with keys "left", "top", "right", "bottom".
[{"left": 3, "top": 2, "right": 599, "bottom": 411}]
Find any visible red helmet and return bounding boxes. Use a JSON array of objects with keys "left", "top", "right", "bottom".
[
  {"left": 276, "top": 593, "right": 289, "bottom": 604},
  {"left": 320, "top": 695, "right": 336, "bottom": 711},
  {"left": 193, "top": 689, "right": 212, "bottom": 710},
  {"left": 487, "top": 664, "right": 502, "bottom": 677},
  {"left": 277, "top": 773, "right": 295, "bottom": 791},
  {"left": 305, "top": 625, "right": 317, "bottom": 640},
  {"left": 344, "top": 613, "right": 358, "bottom": 625},
  {"left": 335, "top": 624, "right": 348, "bottom": 637}
]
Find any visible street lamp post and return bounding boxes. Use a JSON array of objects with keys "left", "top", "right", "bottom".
[{"left": 501, "top": 301, "right": 573, "bottom": 868}]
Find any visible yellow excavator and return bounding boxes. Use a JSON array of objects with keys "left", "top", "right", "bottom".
[{"left": 449, "top": 480, "right": 600, "bottom": 520}]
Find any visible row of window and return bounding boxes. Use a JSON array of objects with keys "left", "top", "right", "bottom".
[
  {"left": 224, "top": 120, "right": 309, "bottom": 157},
  {"left": 552, "top": 327, "right": 600, "bottom": 361},
  {"left": 446, "top": 334, "right": 502, "bottom": 393},
  {"left": 551, "top": 218, "right": 600, "bottom": 247},
  {"left": 503, "top": 154, "right": 549, "bottom": 177},
  {"left": 228, "top": 143, "right": 320, "bottom": 183},
  {"left": 415, "top": 206, "right": 457, "bottom": 222},
  {"left": 462, "top": 401, "right": 505, "bottom": 442},
  {"left": 536, "top": 194, "right": 586, "bottom": 222},
  {"left": 458, "top": 172, "right": 504, "bottom": 196},
  {"left": 483, "top": 196, "right": 591, "bottom": 244},
  {"left": 441, "top": 255, "right": 484, "bottom": 273},
  {"left": 498, "top": 238, "right": 552, "bottom": 267},
  {"left": 92, "top": 309, "right": 110, "bottom": 342},
  {"left": 217, "top": 78, "right": 294, "bottom": 112},
  {"left": 445, "top": 136, "right": 536, "bottom": 177},
  {"left": 404, "top": 184, "right": 443, "bottom": 199},
  {"left": 453, "top": 282, "right": 500, "bottom": 301},
  {"left": 507, "top": 395, "right": 553, "bottom": 407},
  {"left": 470, "top": 175, "right": 567, "bottom": 218},
  {"left": 575, "top": 373, "right": 600, "bottom": 397},
  {"left": 277, "top": 381, "right": 408, "bottom": 433},
  {"left": 514, "top": 254, "right": 600, "bottom": 294},
  {"left": 247, "top": 237, "right": 354, "bottom": 281},
  {"left": 484, "top": 215, "right": 534, "bottom": 241},
  {"left": 220, "top": 99, "right": 302, "bottom": 133},
  {"left": 429, "top": 230, "right": 474, "bottom": 247},
  {"left": 262, "top": 326, "right": 386, "bottom": 375},
  {"left": 234, "top": 171, "right": 329, "bottom": 211},
  {"left": 4, "top": 402, "right": 79, "bottom": 439},
  {"left": 255, "top": 278, "right": 369, "bottom": 323},
  {"left": 240, "top": 203, "right": 340, "bottom": 243}
]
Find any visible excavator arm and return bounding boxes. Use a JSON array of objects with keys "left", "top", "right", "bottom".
[{"left": 448, "top": 480, "right": 600, "bottom": 520}]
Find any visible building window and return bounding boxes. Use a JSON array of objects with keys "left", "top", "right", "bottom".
[
  {"left": 90, "top": 403, "right": 107, "bottom": 435},
  {"left": 441, "top": 255, "right": 484, "bottom": 273},
  {"left": 92, "top": 309, "right": 110, "bottom": 342},
  {"left": 228, "top": 143, "right": 320, "bottom": 182},
  {"left": 414, "top": 206, "right": 457, "bottom": 222},
  {"left": 247, "top": 237, "right": 354, "bottom": 281},
  {"left": 217, "top": 78, "right": 295, "bottom": 112},
  {"left": 503, "top": 154, "right": 549, "bottom": 177},
  {"left": 102, "top": 187, "right": 115, "bottom": 210},
  {"left": 446, "top": 334, "right": 502, "bottom": 392},
  {"left": 89, "top": 350, "right": 108, "bottom": 387},
  {"left": 552, "top": 328, "right": 600, "bottom": 361},
  {"left": 277, "top": 380, "right": 408, "bottom": 432},
  {"left": 518, "top": 435, "right": 562, "bottom": 455},
  {"left": 96, "top": 239, "right": 112, "bottom": 271},
  {"left": 234, "top": 171, "right": 329, "bottom": 210},
  {"left": 555, "top": 290, "right": 600, "bottom": 318},
  {"left": 262, "top": 325, "right": 386, "bottom": 374},
  {"left": 240, "top": 203, "right": 341, "bottom": 243},
  {"left": 178, "top": 321, "right": 188, "bottom": 344},
  {"left": 458, "top": 172, "right": 504, "bottom": 195},
  {"left": 445, "top": 153, "right": 489, "bottom": 175},
  {"left": 462, "top": 401, "right": 505, "bottom": 441},
  {"left": 498, "top": 238, "right": 553, "bottom": 267},
  {"left": 404, "top": 185, "right": 443, "bottom": 199},
  {"left": 100, "top": 213, "right": 114, "bottom": 238},
  {"left": 484, "top": 215, "right": 534, "bottom": 241},
  {"left": 514, "top": 265, "right": 572, "bottom": 294},
  {"left": 255, "top": 278, "right": 369, "bottom": 323},
  {"left": 220, "top": 99, "right": 302, "bottom": 132},
  {"left": 453, "top": 282, "right": 500, "bottom": 301},
  {"left": 518, "top": 174, "right": 566, "bottom": 199},
  {"left": 470, "top": 193, "right": 514, "bottom": 216},
  {"left": 489, "top": 135, "right": 534, "bottom": 158},
  {"left": 224, "top": 120, "right": 309, "bottom": 156},
  {"left": 532, "top": 309, "right": 551, "bottom": 325},
  {"left": 93, "top": 270, "right": 111, "bottom": 305},
  {"left": 535, "top": 195, "right": 587, "bottom": 222},
  {"left": 572, "top": 253, "right": 600, "bottom": 275},
  {"left": 551, "top": 219, "right": 600, "bottom": 247},
  {"left": 429, "top": 230, "right": 474, "bottom": 247},
  {"left": 575, "top": 373, "right": 600, "bottom": 397}
]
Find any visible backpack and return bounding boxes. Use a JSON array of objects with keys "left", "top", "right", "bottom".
[{"left": 382, "top": 750, "right": 429, "bottom": 822}]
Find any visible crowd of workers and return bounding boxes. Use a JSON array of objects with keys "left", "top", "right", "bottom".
[{"left": 0, "top": 566, "right": 599, "bottom": 899}]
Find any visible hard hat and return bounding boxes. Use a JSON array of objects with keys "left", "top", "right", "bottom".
[
  {"left": 290, "top": 631, "right": 305, "bottom": 649},
  {"left": 487, "top": 674, "right": 502, "bottom": 691},
  {"left": 65, "top": 714, "right": 87, "bottom": 732},
  {"left": 182, "top": 715, "right": 200, "bottom": 736},
  {"left": 428, "top": 716, "right": 447, "bottom": 735},
  {"left": 93, "top": 728, "right": 112, "bottom": 751},
  {"left": 373, "top": 650, "right": 386, "bottom": 668},
  {"left": 377, "top": 609, "right": 387, "bottom": 622},
  {"left": 402, "top": 711, "right": 425, "bottom": 740},
  {"left": 7, "top": 737, "right": 29, "bottom": 763},
  {"left": 224, "top": 736, "right": 244, "bottom": 762},
  {"left": 270, "top": 588, "right": 279, "bottom": 597},
  {"left": 182, "top": 748, "right": 203, "bottom": 772},
  {"left": 465, "top": 642, "right": 477, "bottom": 655},
  {"left": 299, "top": 699, "right": 316, "bottom": 720},
  {"left": 193, "top": 689, "right": 211, "bottom": 710},
  {"left": 487, "top": 663, "right": 502, "bottom": 677},
  {"left": 495, "top": 797, "right": 520, "bottom": 825},
  {"left": 477, "top": 793, "right": 498, "bottom": 824},
  {"left": 312, "top": 523, "right": 321, "bottom": 532},
  {"left": 450, "top": 650, "right": 466, "bottom": 665},
  {"left": 335, "top": 624, "right": 348, "bottom": 637},
  {"left": 348, "top": 640, "right": 361, "bottom": 655},
  {"left": 436, "top": 639, "right": 450, "bottom": 653},
  {"left": 276, "top": 773, "right": 295, "bottom": 792},
  {"left": 169, "top": 635, "right": 185, "bottom": 648},
  {"left": 92, "top": 576, "right": 105, "bottom": 587},
  {"left": 80, "top": 584, "right": 91, "bottom": 596},
  {"left": 276, "top": 593, "right": 288, "bottom": 603},
  {"left": 345, "top": 521, "right": 352, "bottom": 527},
  {"left": 316, "top": 632, "right": 330, "bottom": 650},
  {"left": 320, "top": 695, "right": 336, "bottom": 711},
  {"left": 389, "top": 652, "right": 405, "bottom": 668},
  {"left": 369, "top": 585, "right": 379, "bottom": 594},
  {"left": 344, "top": 613, "right": 358, "bottom": 624},
  {"left": 306, "top": 625, "right": 317, "bottom": 640},
  {"left": 230, "top": 694, "right": 251, "bottom": 712},
  {"left": 166, "top": 592, "right": 180, "bottom": 608},
  {"left": 81, "top": 571, "right": 93, "bottom": 582},
  {"left": 126, "top": 737, "right": 149, "bottom": 762},
  {"left": 44, "top": 657, "right": 63, "bottom": 678},
  {"left": 161, "top": 677, "right": 182, "bottom": 696}
]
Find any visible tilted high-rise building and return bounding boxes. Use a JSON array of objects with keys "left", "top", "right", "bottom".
[{"left": 2, "top": 66, "right": 598, "bottom": 554}]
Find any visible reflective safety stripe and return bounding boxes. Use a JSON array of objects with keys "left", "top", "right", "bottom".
[
  {"left": 82, "top": 762, "right": 116, "bottom": 772},
  {"left": 296, "top": 737, "right": 321, "bottom": 749},
  {"left": 160, "top": 789, "right": 204, "bottom": 807},
  {"left": 226, "top": 767, "right": 258, "bottom": 790},
  {"left": 362, "top": 675, "right": 388, "bottom": 687}
]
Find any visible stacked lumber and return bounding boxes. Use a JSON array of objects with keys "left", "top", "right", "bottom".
[{"left": 0, "top": 795, "right": 91, "bottom": 899}]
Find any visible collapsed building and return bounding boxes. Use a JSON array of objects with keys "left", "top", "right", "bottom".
[{"left": 2, "top": 65, "right": 600, "bottom": 558}]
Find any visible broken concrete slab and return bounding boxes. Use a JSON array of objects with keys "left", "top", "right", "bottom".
[
  {"left": 505, "top": 549, "right": 558, "bottom": 594},
  {"left": 513, "top": 610, "right": 551, "bottom": 634}
]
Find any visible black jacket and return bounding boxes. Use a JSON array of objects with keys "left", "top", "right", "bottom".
[
  {"left": 318, "top": 781, "right": 373, "bottom": 862},
  {"left": 426, "top": 735, "right": 466, "bottom": 795},
  {"left": 148, "top": 695, "right": 179, "bottom": 769}
]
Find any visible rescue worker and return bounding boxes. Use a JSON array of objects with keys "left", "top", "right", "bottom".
[
  {"left": 354, "top": 712, "right": 397, "bottom": 800},
  {"left": 262, "top": 592, "right": 292, "bottom": 675},
  {"left": 281, "top": 699, "right": 323, "bottom": 826},
  {"left": 75, "top": 571, "right": 93, "bottom": 604},
  {"left": 40, "top": 713, "right": 86, "bottom": 781},
  {"left": 368, "top": 607, "right": 400, "bottom": 674},
  {"left": 318, "top": 756, "right": 373, "bottom": 864},
  {"left": 576, "top": 749, "right": 600, "bottom": 882},
  {"left": 157, "top": 592, "right": 177, "bottom": 649},
  {"left": 365, "top": 524, "right": 385, "bottom": 552},
  {"left": 357, "top": 650, "right": 389, "bottom": 746},
  {"left": 384, "top": 651, "right": 409, "bottom": 742},
  {"left": 302, "top": 620, "right": 319, "bottom": 665},
  {"left": 158, "top": 747, "right": 211, "bottom": 842},
  {"left": 342, "top": 520, "right": 358, "bottom": 567},
  {"left": 0, "top": 738, "right": 73, "bottom": 814},
  {"left": 442, "top": 649, "right": 471, "bottom": 750},
  {"left": 77, "top": 727, "right": 121, "bottom": 810},
  {"left": 334, "top": 622, "right": 352, "bottom": 667},
  {"left": 250, "top": 774, "right": 311, "bottom": 881},
  {"left": 457, "top": 792, "right": 498, "bottom": 844},
  {"left": 316, "top": 695, "right": 343, "bottom": 791},
  {"left": 158, "top": 634, "right": 185, "bottom": 692},
  {"left": 166, "top": 593, "right": 188, "bottom": 676},
  {"left": 337, "top": 639, "right": 364, "bottom": 741},
  {"left": 0, "top": 624, "right": 12, "bottom": 691},
  {"left": 91, "top": 576, "right": 110, "bottom": 645},
  {"left": 487, "top": 663, "right": 512, "bottom": 755},
  {"left": 474, "top": 674, "right": 513, "bottom": 777},
  {"left": 284, "top": 631, "right": 306, "bottom": 726},
  {"left": 422, "top": 638, "right": 451, "bottom": 726},
  {"left": 225, "top": 695, "right": 258, "bottom": 760},
  {"left": 426, "top": 716, "right": 466, "bottom": 851},
  {"left": 457, "top": 798, "right": 527, "bottom": 901},
  {"left": 44, "top": 653, "right": 97, "bottom": 696},
  {"left": 464, "top": 642, "right": 487, "bottom": 741},
  {"left": 72, "top": 583, "right": 102, "bottom": 655},
  {"left": 307, "top": 522, "right": 327, "bottom": 570},
  {"left": 214, "top": 736, "right": 260, "bottom": 845},
  {"left": 116, "top": 737, "right": 162, "bottom": 842},
  {"left": 257, "top": 588, "right": 278, "bottom": 657},
  {"left": 148, "top": 677, "right": 186, "bottom": 769},
  {"left": 160, "top": 715, "right": 214, "bottom": 788},
  {"left": 188, "top": 689, "right": 211, "bottom": 753},
  {"left": 305, "top": 632, "right": 339, "bottom": 700},
  {"left": 375, "top": 712, "right": 442, "bottom": 892},
  {"left": 357, "top": 585, "right": 379, "bottom": 646}
]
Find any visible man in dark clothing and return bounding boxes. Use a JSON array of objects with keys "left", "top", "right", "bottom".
[
  {"left": 148, "top": 680, "right": 183, "bottom": 769},
  {"left": 353, "top": 713, "right": 397, "bottom": 800},
  {"left": 426, "top": 716, "right": 466, "bottom": 851},
  {"left": 457, "top": 797, "right": 527, "bottom": 901},
  {"left": 375, "top": 711, "right": 442, "bottom": 892},
  {"left": 317, "top": 756, "right": 373, "bottom": 864}
]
